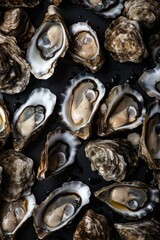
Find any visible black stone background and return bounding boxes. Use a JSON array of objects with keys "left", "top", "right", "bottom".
[{"left": 2, "top": 0, "right": 160, "bottom": 239}]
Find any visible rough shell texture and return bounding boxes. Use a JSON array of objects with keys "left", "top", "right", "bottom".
[
  {"left": 37, "top": 127, "right": 80, "bottom": 180},
  {"left": 149, "top": 31, "right": 160, "bottom": 65},
  {"left": 123, "top": 0, "right": 160, "bottom": 28},
  {"left": 0, "top": 150, "right": 35, "bottom": 202},
  {"left": 115, "top": 218, "right": 160, "bottom": 240},
  {"left": 73, "top": 209, "right": 112, "bottom": 240},
  {"left": 104, "top": 16, "right": 148, "bottom": 63},
  {"left": 0, "top": 32, "right": 30, "bottom": 94},
  {"left": 85, "top": 139, "right": 138, "bottom": 182},
  {"left": 0, "top": 0, "right": 40, "bottom": 7}
]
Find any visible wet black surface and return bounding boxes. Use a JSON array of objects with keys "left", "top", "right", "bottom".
[{"left": 1, "top": 0, "right": 160, "bottom": 239}]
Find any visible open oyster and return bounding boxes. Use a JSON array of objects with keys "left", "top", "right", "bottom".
[
  {"left": 60, "top": 73, "right": 105, "bottom": 139},
  {"left": 37, "top": 127, "right": 80, "bottom": 180},
  {"left": 72, "top": 0, "right": 124, "bottom": 19},
  {"left": 33, "top": 181, "right": 91, "bottom": 239},
  {"left": 104, "top": 16, "right": 148, "bottom": 63},
  {"left": 115, "top": 218, "right": 160, "bottom": 240},
  {"left": 0, "top": 0, "right": 40, "bottom": 7},
  {"left": 69, "top": 22, "right": 104, "bottom": 73},
  {"left": 149, "top": 31, "right": 160, "bottom": 66},
  {"left": 85, "top": 139, "right": 138, "bottom": 182},
  {"left": 0, "top": 150, "right": 35, "bottom": 202},
  {"left": 0, "top": 32, "right": 30, "bottom": 94},
  {"left": 123, "top": 0, "right": 160, "bottom": 29},
  {"left": 95, "top": 181, "right": 159, "bottom": 219},
  {"left": 0, "top": 194, "right": 36, "bottom": 240},
  {"left": 97, "top": 84, "right": 146, "bottom": 136},
  {"left": 73, "top": 209, "right": 112, "bottom": 240},
  {"left": 26, "top": 5, "right": 69, "bottom": 79},
  {"left": 12, "top": 88, "right": 56, "bottom": 151}
]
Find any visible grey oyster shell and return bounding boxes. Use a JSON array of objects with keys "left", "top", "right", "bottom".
[
  {"left": 12, "top": 88, "right": 57, "bottom": 151},
  {"left": 85, "top": 139, "right": 138, "bottom": 182},
  {"left": 0, "top": 0, "right": 40, "bottom": 7},
  {"left": 115, "top": 218, "right": 160, "bottom": 240},
  {"left": 0, "top": 32, "right": 30, "bottom": 94},
  {"left": 0, "top": 150, "right": 35, "bottom": 202},
  {"left": 69, "top": 22, "right": 104, "bottom": 73},
  {"left": 97, "top": 84, "right": 146, "bottom": 136},
  {"left": 104, "top": 16, "right": 148, "bottom": 63},
  {"left": 95, "top": 181, "right": 159, "bottom": 219},
  {"left": 73, "top": 209, "right": 112, "bottom": 240},
  {"left": 123, "top": 0, "right": 160, "bottom": 29},
  {"left": 71, "top": 0, "right": 124, "bottom": 19},
  {"left": 26, "top": 5, "right": 69, "bottom": 79},
  {"left": 149, "top": 31, "right": 160, "bottom": 66},
  {"left": 37, "top": 127, "right": 80, "bottom": 180},
  {"left": 33, "top": 181, "right": 91, "bottom": 239},
  {"left": 0, "top": 195, "right": 36, "bottom": 240}
]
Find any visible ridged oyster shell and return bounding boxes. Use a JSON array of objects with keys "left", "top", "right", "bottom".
[
  {"left": 85, "top": 139, "right": 138, "bottom": 182},
  {"left": 95, "top": 181, "right": 159, "bottom": 219},
  {"left": 12, "top": 88, "right": 57, "bottom": 151},
  {"left": 97, "top": 84, "right": 146, "bottom": 136},
  {"left": 37, "top": 127, "right": 80, "bottom": 180},
  {"left": 73, "top": 209, "right": 112, "bottom": 240},
  {"left": 60, "top": 73, "right": 105, "bottom": 139},
  {"left": 0, "top": 0, "right": 40, "bottom": 7},
  {"left": 33, "top": 181, "right": 91, "bottom": 239},
  {"left": 69, "top": 22, "right": 104, "bottom": 73}
]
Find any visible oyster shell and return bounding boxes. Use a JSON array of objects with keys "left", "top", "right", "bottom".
[
  {"left": 95, "top": 181, "right": 159, "bottom": 219},
  {"left": 104, "top": 16, "right": 148, "bottom": 63},
  {"left": 12, "top": 88, "right": 57, "bottom": 151},
  {"left": 123, "top": 0, "right": 160, "bottom": 29},
  {"left": 73, "top": 209, "right": 112, "bottom": 240},
  {"left": 0, "top": 150, "right": 35, "bottom": 202},
  {"left": 0, "top": 32, "right": 30, "bottom": 94},
  {"left": 115, "top": 218, "right": 160, "bottom": 240},
  {"left": 85, "top": 139, "right": 138, "bottom": 182},
  {"left": 0, "top": 0, "right": 40, "bottom": 7},
  {"left": 97, "top": 84, "right": 146, "bottom": 136},
  {"left": 37, "top": 127, "right": 80, "bottom": 180},
  {"left": 69, "top": 22, "right": 104, "bottom": 73},
  {"left": 60, "top": 73, "right": 105, "bottom": 139},
  {"left": 26, "top": 5, "right": 69, "bottom": 79},
  {"left": 51, "top": 0, "right": 62, "bottom": 6},
  {"left": 33, "top": 181, "right": 91, "bottom": 239},
  {"left": 0, "top": 194, "right": 36, "bottom": 240},
  {"left": 149, "top": 31, "right": 160, "bottom": 66}
]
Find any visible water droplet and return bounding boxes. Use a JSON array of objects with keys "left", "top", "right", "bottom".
[
  {"left": 110, "top": 74, "right": 120, "bottom": 87},
  {"left": 127, "top": 73, "right": 139, "bottom": 85}
]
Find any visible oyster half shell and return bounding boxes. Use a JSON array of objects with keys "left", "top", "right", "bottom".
[{"left": 33, "top": 181, "right": 91, "bottom": 239}]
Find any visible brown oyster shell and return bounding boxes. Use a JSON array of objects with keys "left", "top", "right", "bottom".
[
  {"left": 104, "top": 16, "right": 148, "bottom": 63},
  {"left": 73, "top": 209, "right": 112, "bottom": 240},
  {"left": 0, "top": 0, "right": 40, "bottom": 7}
]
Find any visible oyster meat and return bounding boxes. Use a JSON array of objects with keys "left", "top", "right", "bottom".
[
  {"left": 37, "top": 127, "right": 80, "bottom": 180},
  {"left": 0, "top": 150, "right": 35, "bottom": 202},
  {"left": 97, "top": 84, "right": 146, "bottom": 136},
  {"left": 149, "top": 31, "right": 160, "bottom": 65},
  {"left": 95, "top": 181, "right": 159, "bottom": 219},
  {"left": 33, "top": 181, "right": 91, "bottom": 239},
  {"left": 69, "top": 22, "right": 104, "bottom": 73},
  {"left": 104, "top": 16, "right": 148, "bottom": 63},
  {"left": 85, "top": 139, "right": 138, "bottom": 182},
  {"left": 26, "top": 5, "right": 69, "bottom": 79},
  {"left": 73, "top": 209, "right": 112, "bottom": 240},
  {"left": 12, "top": 88, "right": 57, "bottom": 151},
  {"left": 0, "top": 0, "right": 40, "bottom": 7},
  {"left": 60, "top": 73, "right": 105, "bottom": 139}
]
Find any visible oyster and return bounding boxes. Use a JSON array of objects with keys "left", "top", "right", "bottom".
[
  {"left": 26, "top": 5, "right": 69, "bottom": 79},
  {"left": 51, "top": 0, "right": 62, "bottom": 5},
  {"left": 0, "top": 194, "right": 36, "bottom": 240},
  {"left": 123, "top": 0, "right": 160, "bottom": 29},
  {"left": 12, "top": 88, "right": 57, "bottom": 151},
  {"left": 85, "top": 139, "right": 138, "bottom": 182},
  {"left": 33, "top": 181, "right": 91, "bottom": 239},
  {"left": 0, "top": 0, "right": 40, "bottom": 7},
  {"left": 149, "top": 31, "right": 160, "bottom": 66},
  {"left": 104, "top": 16, "right": 148, "bottom": 63},
  {"left": 95, "top": 181, "right": 159, "bottom": 219},
  {"left": 115, "top": 218, "right": 160, "bottom": 240},
  {"left": 37, "top": 127, "right": 80, "bottom": 180},
  {"left": 0, "top": 150, "right": 35, "bottom": 202},
  {"left": 0, "top": 32, "right": 30, "bottom": 94},
  {"left": 69, "top": 22, "right": 104, "bottom": 73},
  {"left": 73, "top": 209, "right": 112, "bottom": 240},
  {"left": 60, "top": 73, "right": 105, "bottom": 139},
  {"left": 97, "top": 84, "right": 146, "bottom": 136},
  {"left": 72, "top": 0, "right": 124, "bottom": 19}
]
